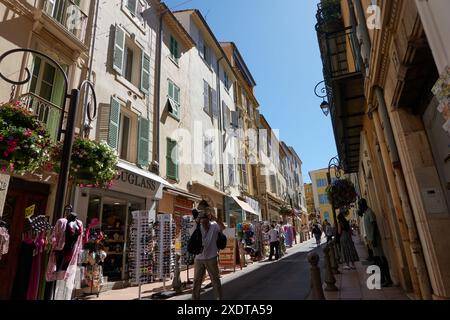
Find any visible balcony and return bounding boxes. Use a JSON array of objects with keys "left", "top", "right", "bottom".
[
  {"left": 33, "top": 0, "right": 89, "bottom": 53},
  {"left": 316, "top": 1, "right": 365, "bottom": 173},
  {"left": 20, "top": 93, "right": 63, "bottom": 142}
]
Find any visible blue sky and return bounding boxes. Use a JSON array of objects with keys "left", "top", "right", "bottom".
[{"left": 165, "top": 0, "right": 337, "bottom": 183}]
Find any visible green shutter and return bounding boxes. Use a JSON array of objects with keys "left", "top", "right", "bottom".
[
  {"left": 137, "top": 117, "right": 149, "bottom": 166},
  {"left": 113, "top": 25, "right": 125, "bottom": 74},
  {"left": 108, "top": 96, "right": 121, "bottom": 150},
  {"left": 166, "top": 139, "right": 178, "bottom": 180},
  {"left": 141, "top": 52, "right": 150, "bottom": 94},
  {"left": 174, "top": 38, "right": 179, "bottom": 62},
  {"left": 168, "top": 80, "right": 174, "bottom": 99},
  {"left": 170, "top": 36, "right": 178, "bottom": 63}
]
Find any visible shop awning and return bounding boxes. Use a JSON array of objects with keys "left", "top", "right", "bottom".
[
  {"left": 232, "top": 195, "right": 260, "bottom": 219},
  {"left": 163, "top": 186, "right": 202, "bottom": 201},
  {"left": 117, "top": 161, "right": 172, "bottom": 187}
]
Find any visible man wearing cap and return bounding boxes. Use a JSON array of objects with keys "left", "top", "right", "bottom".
[{"left": 192, "top": 200, "right": 225, "bottom": 300}]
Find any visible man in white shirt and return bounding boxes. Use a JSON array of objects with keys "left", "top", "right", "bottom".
[{"left": 192, "top": 202, "right": 225, "bottom": 300}]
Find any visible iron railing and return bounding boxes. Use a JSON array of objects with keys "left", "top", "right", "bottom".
[
  {"left": 20, "top": 92, "right": 63, "bottom": 141},
  {"left": 43, "top": 0, "right": 88, "bottom": 43}
]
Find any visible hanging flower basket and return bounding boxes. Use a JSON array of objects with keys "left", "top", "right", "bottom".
[
  {"left": 326, "top": 178, "right": 357, "bottom": 209},
  {"left": 0, "top": 101, "right": 53, "bottom": 174},
  {"left": 51, "top": 137, "right": 119, "bottom": 188},
  {"left": 279, "top": 206, "right": 291, "bottom": 215}
]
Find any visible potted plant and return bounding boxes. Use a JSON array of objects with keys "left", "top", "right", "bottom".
[
  {"left": 0, "top": 101, "right": 53, "bottom": 174},
  {"left": 51, "top": 137, "right": 119, "bottom": 188},
  {"left": 318, "top": 0, "right": 344, "bottom": 33},
  {"left": 326, "top": 178, "right": 357, "bottom": 209}
]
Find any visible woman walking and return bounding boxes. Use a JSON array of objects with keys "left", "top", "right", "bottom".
[
  {"left": 337, "top": 210, "right": 359, "bottom": 270},
  {"left": 312, "top": 224, "right": 322, "bottom": 246}
]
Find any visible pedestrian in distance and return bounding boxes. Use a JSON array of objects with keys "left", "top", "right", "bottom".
[
  {"left": 191, "top": 200, "right": 225, "bottom": 300},
  {"left": 267, "top": 223, "right": 280, "bottom": 261},
  {"left": 323, "top": 219, "right": 333, "bottom": 244},
  {"left": 337, "top": 209, "right": 359, "bottom": 270},
  {"left": 312, "top": 224, "right": 322, "bottom": 246}
]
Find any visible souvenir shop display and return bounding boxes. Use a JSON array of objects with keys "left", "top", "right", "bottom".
[
  {"left": 0, "top": 219, "right": 9, "bottom": 261},
  {"left": 46, "top": 210, "right": 83, "bottom": 300},
  {"left": 128, "top": 210, "right": 155, "bottom": 299},
  {"left": 11, "top": 215, "right": 53, "bottom": 300},
  {"left": 101, "top": 215, "right": 125, "bottom": 281},
  {"left": 180, "top": 215, "right": 195, "bottom": 283},
  {"left": 80, "top": 218, "right": 106, "bottom": 297},
  {"left": 154, "top": 214, "right": 176, "bottom": 286}
]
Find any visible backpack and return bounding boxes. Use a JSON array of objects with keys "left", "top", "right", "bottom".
[
  {"left": 187, "top": 224, "right": 203, "bottom": 255},
  {"left": 216, "top": 232, "right": 227, "bottom": 250}
]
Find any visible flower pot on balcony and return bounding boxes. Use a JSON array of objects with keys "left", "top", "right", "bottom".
[{"left": 0, "top": 101, "right": 53, "bottom": 174}]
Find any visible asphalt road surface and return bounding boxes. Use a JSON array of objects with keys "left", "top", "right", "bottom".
[{"left": 200, "top": 241, "right": 325, "bottom": 300}]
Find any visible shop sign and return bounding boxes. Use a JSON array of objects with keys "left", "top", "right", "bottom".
[
  {"left": 112, "top": 169, "right": 161, "bottom": 197},
  {"left": 0, "top": 174, "right": 10, "bottom": 216}
]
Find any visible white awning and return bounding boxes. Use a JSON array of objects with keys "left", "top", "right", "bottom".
[
  {"left": 232, "top": 195, "right": 260, "bottom": 219},
  {"left": 117, "top": 160, "right": 172, "bottom": 187}
]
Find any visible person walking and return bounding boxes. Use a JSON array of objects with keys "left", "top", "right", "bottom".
[
  {"left": 192, "top": 201, "right": 225, "bottom": 300},
  {"left": 323, "top": 220, "right": 333, "bottom": 244},
  {"left": 267, "top": 223, "right": 280, "bottom": 261},
  {"left": 312, "top": 224, "right": 322, "bottom": 246},
  {"left": 358, "top": 198, "right": 393, "bottom": 286},
  {"left": 337, "top": 210, "right": 359, "bottom": 270}
]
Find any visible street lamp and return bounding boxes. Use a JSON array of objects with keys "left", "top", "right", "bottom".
[
  {"left": 314, "top": 80, "right": 330, "bottom": 116},
  {"left": 0, "top": 48, "right": 97, "bottom": 223}
]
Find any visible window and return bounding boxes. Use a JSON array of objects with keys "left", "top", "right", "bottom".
[
  {"left": 113, "top": 25, "right": 150, "bottom": 93},
  {"left": 317, "top": 178, "right": 328, "bottom": 187},
  {"left": 203, "top": 80, "right": 218, "bottom": 117},
  {"left": 106, "top": 96, "right": 148, "bottom": 165},
  {"left": 224, "top": 71, "right": 230, "bottom": 91},
  {"left": 319, "top": 194, "right": 328, "bottom": 204},
  {"left": 204, "top": 135, "right": 214, "bottom": 174},
  {"left": 125, "top": 0, "right": 144, "bottom": 23},
  {"left": 168, "top": 79, "right": 180, "bottom": 118},
  {"left": 166, "top": 138, "right": 178, "bottom": 180},
  {"left": 170, "top": 35, "right": 179, "bottom": 64},
  {"left": 270, "top": 174, "right": 276, "bottom": 193},
  {"left": 240, "top": 163, "right": 248, "bottom": 187},
  {"left": 228, "top": 154, "right": 235, "bottom": 186}
]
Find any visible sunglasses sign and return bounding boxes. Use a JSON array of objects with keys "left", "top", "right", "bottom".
[{"left": 111, "top": 168, "right": 162, "bottom": 198}]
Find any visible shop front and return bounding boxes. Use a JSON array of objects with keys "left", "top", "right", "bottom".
[
  {"left": 189, "top": 182, "right": 225, "bottom": 223},
  {"left": 0, "top": 172, "right": 57, "bottom": 300},
  {"left": 158, "top": 186, "right": 201, "bottom": 236},
  {"left": 73, "top": 161, "right": 170, "bottom": 285}
]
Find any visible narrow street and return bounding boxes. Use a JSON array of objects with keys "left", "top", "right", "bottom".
[{"left": 173, "top": 237, "right": 327, "bottom": 301}]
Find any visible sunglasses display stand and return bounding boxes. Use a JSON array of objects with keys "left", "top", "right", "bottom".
[
  {"left": 181, "top": 215, "right": 195, "bottom": 286},
  {"left": 151, "top": 213, "right": 176, "bottom": 299},
  {"left": 129, "top": 211, "right": 154, "bottom": 300}
]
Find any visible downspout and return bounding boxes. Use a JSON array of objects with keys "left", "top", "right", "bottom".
[
  {"left": 374, "top": 86, "right": 433, "bottom": 300},
  {"left": 153, "top": 9, "right": 168, "bottom": 170},
  {"left": 216, "top": 56, "right": 225, "bottom": 223}
]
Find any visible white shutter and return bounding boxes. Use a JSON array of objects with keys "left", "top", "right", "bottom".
[
  {"left": 113, "top": 25, "right": 126, "bottom": 75},
  {"left": 203, "top": 80, "right": 210, "bottom": 114},
  {"left": 141, "top": 51, "right": 151, "bottom": 94}
]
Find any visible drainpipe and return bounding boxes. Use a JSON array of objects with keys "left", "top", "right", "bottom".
[
  {"left": 216, "top": 56, "right": 226, "bottom": 223},
  {"left": 374, "top": 86, "right": 432, "bottom": 299},
  {"left": 153, "top": 9, "right": 168, "bottom": 169}
]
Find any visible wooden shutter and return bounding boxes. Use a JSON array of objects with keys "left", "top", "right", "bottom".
[
  {"left": 166, "top": 139, "right": 178, "bottom": 180},
  {"left": 198, "top": 33, "right": 205, "bottom": 59},
  {"left": 174, "top": 85, "right": 180, "bottom": 117},
  {"left": 137, "top": 117, "right": 150, "bottom": 166},
  {"left": 203, "top": 80, "right": 209, "bottom": 114},
  {"left": 108, "top": 96, "right": 121, "bottom": 150},
  {"left": 231, "top": 110, "right": 239, "bottom": 128},
  {"left": 141, "top": 52, "right": 151, "bottom": 94},
  {"left": 228, "top": 154, "right": 234, "bottom": 186},
  {"left": 222, "top": 101, "right": 229, "bottom": 130},
  {"left": 113, "top": 25, "right": 125, "bottom": 75},
  {"left": 137, "top": 0, "right": 144, "bottom": 21},
  {"left": 211, "top": 88, "right": 218, "bottom": 118}
]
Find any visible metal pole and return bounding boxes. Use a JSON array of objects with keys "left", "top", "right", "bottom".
[{"left": 53, "top": 89, "right": 80, "bottom": 223}]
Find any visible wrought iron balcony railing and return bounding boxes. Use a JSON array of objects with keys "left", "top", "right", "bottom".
[
  {"left": 43, "top": 0, "right": 88, "bottom": 43},
  {"left": 20, "top": 92, "right": 63, "bottom": 142}
]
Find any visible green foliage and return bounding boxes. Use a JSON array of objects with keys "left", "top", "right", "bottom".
[{"left": 326, "top": 178, "right": 357, "bottom": 209}]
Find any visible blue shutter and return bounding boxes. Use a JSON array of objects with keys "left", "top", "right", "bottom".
[
  {"left": 137, "top": 117, "right": 150, "bottom": 166},
  {"left": 108, "top": 96, "right": 121, "bottom": 150}
]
